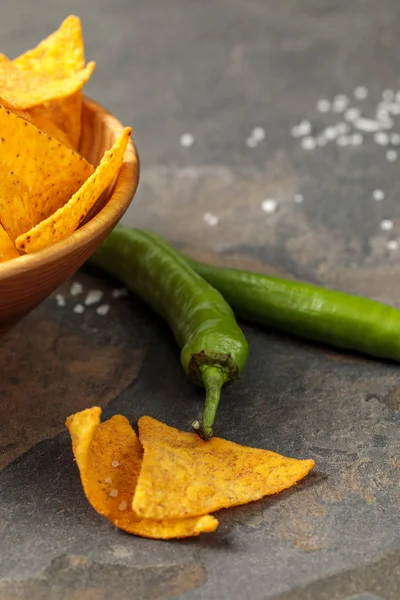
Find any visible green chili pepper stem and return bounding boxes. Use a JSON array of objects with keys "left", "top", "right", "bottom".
[{"left": 198, "top": 366, "right": 227, "bottom": 440}]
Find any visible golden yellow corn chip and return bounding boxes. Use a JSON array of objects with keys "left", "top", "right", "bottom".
[
  {"left": 65, "top": 408, "right": 218, "bottom": 539},
  {"left": 133, "top": 417, "right": 315, "bottom": 520},
  {"left": 0, "top": 106, "right": 94, "bottom": 241},
  {"left": 13, "top": 16, "right": 86, "bottom": 149},
  {"left": 0, "top": 224, "right": 19, "bottom": 262},
  {"left": 13, "top": 107, "right": 74, "bottom": 149},
  {"left": 16, "top": 127, "right": 132, "bottom": 253},
  {"left": 0, "top": 53, "right": 95, "bottom": 111}
]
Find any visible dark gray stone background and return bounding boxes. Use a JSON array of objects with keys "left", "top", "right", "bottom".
[{"left": 0, "top": 0, "right": 399, "bottom": 599}]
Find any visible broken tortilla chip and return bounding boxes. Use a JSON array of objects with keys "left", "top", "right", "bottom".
[
  {"left": 0, "top": 53, "right": 95, "bottom": 111},
  {"left": 0, "top": 106, "right": 94, "bottom": 241},
  {"left": 13, "top": 16, "right": 86, "bottom": 149},
  {"left": 133, "top": 417, "right": 315, "bottom": 520},
  {"left": 0, "top": 224, "right": 19, "bottom": 262},
  {"left": 65, "top": 408, "right": 218, "bottom": 539},
  {"left": 16, "top": 127, "right": 132, "bottom": 253}
]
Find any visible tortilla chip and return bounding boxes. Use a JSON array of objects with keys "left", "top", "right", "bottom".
[
  {"left": 0, "top": 53, "right": 95, "bottom": 111},
  {"left": 0, "top": 224, "right": 19, "bottom": 262},
  {"left": 65, "top": 408, "right": 218, "bottom": 539},
  {"left": 133, "top": 417, "right": 315, "bottom": 520},
  {"left": 16, "top": 127, "right": 132, "bottom": 253},
  {"left": 0, "top": 106, "right": 94, "bottom": 241},
  {"left": 13, "top": 107, "right": 74, "bottom": 149},
  {"left": 13, "top": 16, "right": 86, "bottom": 149}
]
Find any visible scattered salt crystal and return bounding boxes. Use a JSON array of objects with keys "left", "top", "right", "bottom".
[
  {"left": 96, "top": 304, "right": 110, "bottom": 316},
  {"left": 118, "top": 500, "right": 128, "bottom": 512},
  {"left": 298, "top": 120, "right": 312, "bottom": 135},
  {"left": 111, "top": 460, "right": 120, "bottom": 468},
  {"left": 291, "top": 125, "right": 302, "bottom": 138},
  {"left": 354, "top": 118, "right": 381, "bottom": 132},
  {"left": 70, "top": 281, "right": 83, "bottom": 296},
  {"left": 333, "top": 94, "right": 349, "bottom": 112},
  {"left": 293, "top": 193, "right": 304, "bottom": 204},
  {"left": 335, "top": 122, "right": 350, "bottom": 135},
  {"left": 354, "top": 86, "right": 368, "bottom": 100},
  {"left": 251, "top": 127, "right": 265, "bottom": 141},
  {"left": 56, "top": 294, "right": 66, "bottom": 307},
  {"left": 324, "top": 126, "right": 337, "bottom": 140},
  {"left": 390, "top": 133, "right": 400, "bottom": 145},
  {"left": 372, "top": 189, "right": 385, "bottom": 201},
  {"left": 387, "top": 240, "right": 399, "bottom": 251},
  {"left": 105, "top": 477, "right": 112, "bottom": 484},
  {"left": 345, "top": 107, "right": 361, "bottom": 122},
  {"left": 386, "top": 149, "right": 398, "bottom": 162},
  {"left": 351, "top": 133, "right": 363, "bottom": 145},
  {"left": 73, "top": 304, "right": 85, "bottom": 314},
  {"left": 180, "top": 133, "right": 194, "bottom": 148},
  {"left": 203, "top": 212, "right": 220, "bottom": 227},
  {"left": 382, "top": 89, "right": 395, "bottom": 102},
  {"left": 261, "top": 199, "right": 277, "bottom": 214},
  {"left": 109, "top": 489, "right": 119, "bottom": 498},
  {"left": 380, "top": 219, "right": 394, "bottom": 231},
  {"left": 246, "top": 137, "right": 258, "bottom": 148},
  {"left": 112, "top": 288, "right": 128, "bottom": 299},
  {"left": 316, "top": 99, "right": 331, "bottom": 113},
  {"left": 301, "top": 136, "right": 316, "bottom": 150},
  {"left": 84, "top": 289, "right": 104, "bottom": 306},
  {"left": 374, "top": 132, "right": 390, "bottom": 146}
]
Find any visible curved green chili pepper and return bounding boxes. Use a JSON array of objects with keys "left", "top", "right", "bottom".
[
  {"left": 89, "top": 226, "right": 248, "bottom": 439},
  {"left": 186, "top": 258, "right": 400, "bottom": 362}
]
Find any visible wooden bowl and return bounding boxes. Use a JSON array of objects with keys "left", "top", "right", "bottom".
[{"left": 0, "top": 97, "right": 140, "bottom": 336}]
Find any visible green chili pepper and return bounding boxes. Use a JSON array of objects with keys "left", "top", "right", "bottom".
[
  {"left": 185, "top": 258, "right": 400, "bottom": 362},
  {"left": 89, "top": 226, "right": 249, "bottom": 439}
]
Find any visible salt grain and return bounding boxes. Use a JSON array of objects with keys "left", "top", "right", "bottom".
[
  {"left": 316, "top": 99, "right": 331, "bottom": 113},
  {"left": 351, "top": 133, "right": 364, "bottom": 145},
  {"left": 372, "top": 189, "right": 385, "bottom": 201},
  {"left": 105, "top": 477, "right": 112, "bottom": 484},
  {"left": 246, "top": 137, "right": 258, "bottom": 148},
  {"left": 180, "top": 133, "right": 194, "bottom": 148},
  {"left": 301, "top": 136, "right": 317, "bottom": 150},
  {"left": 380, "top": 219, "right": 394, "bottom": 231},
  {"left": 374, "top": 132, "right": 390, "bottom": 146},
  {"left": 333, "top": 94, "right": 349, "bottom": 112},
  {"left": 261, "top": 199, "right": 277, "bottom": 213},
  {"left": 345, "top": 107, "right": 361, "bottom": 122},
  {"left": 324, "top": 126, "right": 338, "bottom": 140},
  {"left": 299, "top": 120, "right": 312, "bottom": 135},
  {"left": 354, "top": 86, "right": 368, "bottom": 100},
  {"left": 84, "top": 289, "right": 104, "bottom": 306},
  {"left": 386, "top": 149, "right": 398, "bottom": 162},
  {"left": 111, "top": 460, "right": 120, "bottom": 468},
  {"left": 203, "top": 212, "right": 220, "bottom": 227},
  {"left": 335, "top": 122, "right": 350, "bottom": 135},
  {"left": 293, "top": 193, "right": 304, "bottom": 204},
  {"left": 96, "top": 304, "right": 110, "bottom": 316},
  {"left": 251, "top": 127, "right": 266, "bottom": 141},
  {"left": 112, "top": 288, "right": 128, "bottom": 299},
  {"left": 390, "top": 133, "right": 400, "bottom": 145},
  {"left": 109, "top": 489, "right": 119, "bottom": 498},
  {"left": 56, "top": 294, "right": 66, "bottom": 307},
  {"left": 70, "top": 281, "right": 83, "bottom": 296},
  {"left": 73, "top": 304, "right": 85, "bottom": 314},
  {"left": 118, "top": 500, "right": 128, "bottom": 512},
  {"left": 387, "top": 239, "right": 399, "bottom": 251},
  {"left": 354, "top": 118, "right": 381, "bottom": 132}
]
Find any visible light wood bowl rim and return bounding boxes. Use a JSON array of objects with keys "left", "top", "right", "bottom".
[{"left": 0, "top": 96, "right": 139, "bottom": 281}]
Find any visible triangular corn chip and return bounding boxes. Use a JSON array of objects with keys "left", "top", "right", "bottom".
[
  {"left": 16, "top": 127, "right": 132, "bottom": 253},
  {"left": 65, "top": 408, "right": 218, "bottom": 539},
  {"left": 0, "top": 106, "right": 94, "bottom": 241},
  {"left": 13, "top": 107, "right": 75, "bottom": 149},
  {"left": 0, "top": 53, "right": 95, "bottom": 111},
  {"left": 0, "top": 224, "right": 19, "bottom": 262},
  {"left": 133, "top": 417, "right": 315, "bottom": 520},
  {"left": 13, "top": 16, "right": 86, "bottom": 149}
]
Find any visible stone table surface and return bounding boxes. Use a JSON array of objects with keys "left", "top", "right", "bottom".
[{"left": 0, "top": 0, "right": 399, "bottom": 599}]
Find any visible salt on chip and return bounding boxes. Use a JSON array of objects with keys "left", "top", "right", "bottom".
[
  {"left": 0, "top": 53, "right": 95, "bottom": 111},
  {"left": 65, "top": 408, "right": 218, "bottom": 539},
  {"left": 16, "top": 127, "right": 132, "bottom": 253},
  {"left": 0, "top": 106, "right": 94, "bottom": 241},
  {"left": 133, "top": 417, "right": 315, "bottom": 520},
  {"left": 0, "top": 225, "right": 19, "bottom": 262},
  {"left": 13, "top": 16, "right": 87, "bottom": 149}
]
